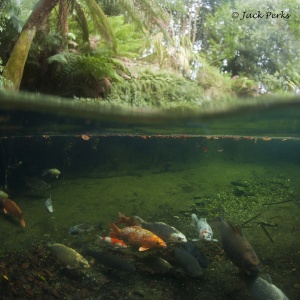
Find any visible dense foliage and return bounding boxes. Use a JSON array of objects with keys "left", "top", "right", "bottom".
[
  {"left": 204, "top": 0, "right": 300, "bottom": 92},
  {"left": 1, "top": 0, "right": 299, "bottom": 105}
]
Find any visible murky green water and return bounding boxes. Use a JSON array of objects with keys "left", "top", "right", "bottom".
[{"left": 0, "top": 92, "right": 299, "bottom": 299}]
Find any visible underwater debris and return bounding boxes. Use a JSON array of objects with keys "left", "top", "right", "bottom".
[
  {"left": 262, "top": 200, "right": 294, "bottom": 206},
  {"left": 241, "top": 213, "right": 263, "bottom": 227},
  {"left": 258, "top": 223, "right": 274, "bottom": 244}
]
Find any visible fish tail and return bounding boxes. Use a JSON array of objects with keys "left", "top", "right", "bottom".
[
  {"left": 116, "top": 212, "right": 131, "bottom": 225},
  {"left": 20, "top": 217, "right": 26, "bottom": 227},
  {"left": 191, "top": 213, "right": 198, "bottom": 222}
]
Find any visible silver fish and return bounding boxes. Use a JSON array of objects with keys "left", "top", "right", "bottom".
[
  {"left": 244, "top": 275, "right": 290, "bottom": 300},
  {"left": 24, "top": 176, "right": 51, "bottom": 191},
  {"left": 45, "top": 194, "right": 53, "bottom": 213},
  {"left": 69, "top": 223, "right": 95, "bottom": 235},
  {"left": 48, "top": 243, "right": 90, "bottom": 269},
  {"left": 191, "top": 213, "right": 218, "bottom": 242},
  {"left": 42, "top": 168, "right": 61, "bottom": 178}
]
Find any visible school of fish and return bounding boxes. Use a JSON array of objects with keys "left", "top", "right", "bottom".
[{"left": 0, "top": 173, "right": 291, "bottom": 300}]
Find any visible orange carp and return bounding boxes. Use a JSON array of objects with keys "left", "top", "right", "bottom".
[
  {"left": 116, "top": 212, "right": 187, "bottom": 243},
  {"left": 2, "top": 198, "right": 26, "bottom": 227},
  {"left": 109, "top": 223, "right": 167, "bottom": 251},
  {"left": 218, "top": 216, "right": 259, "bottom": 276}
]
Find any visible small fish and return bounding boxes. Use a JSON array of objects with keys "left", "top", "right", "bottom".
[
  {"left": 117, "top": 212, "right": 187, "bottom": 244},
  {"left": 217, "top": 215, "right": 260, "bottom": 276},
  {"left": 47, "top": 243, "right": 90, "bottom": 269},
  {"left": 109, "top": 223, "right": 167, "bottom": 251},
  {"left": 182, "top": 241, "right": 209, "bottom": 268},
  {"left": 243, "top": 274, "right": 290, "bottom": 300},
  {"left": 191, "top": 213, "right": 218, "bottom": 242},
  {"left": 68, "top": 223, "right": 95, "bottom": 235},
  {"left": 41, "top": 168, "right": 61, "bottom": 178},
  {"left": 45, "top": 194, "right": 53, "bottom": 213},
  {"left": 174, "top": 247, "right": 203, "bottom": 277},
  {"left": 96, "top": 235, "right": 127, "bottom": 248},
  {"left": 0, "top": 191, "right": 9, "bottom": 199},
  {"left": 84, "top": 248, "right": 135, "bottom": 272},
  {"left": 2, "top": 198, "right": 25, "bottom": 227},
  {"left": 24, "top": 176, "right": 51, "bottom": 191}
]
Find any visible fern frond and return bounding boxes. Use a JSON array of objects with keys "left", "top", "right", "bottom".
[{"left": 84, "top": 0, "right": 117, "bottom": 53}]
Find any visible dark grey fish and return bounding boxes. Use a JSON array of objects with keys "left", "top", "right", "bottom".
[
  {"left": 84, "top": 249, "right": 136, "bottom": 272},
  {"left": 68, "top": 224, "right": 95, "bottom": 235},
  {"left": 142, "top": 221, "right": 187, "bottom": 243},
  {"left": 174, "top": 247, "right": 203, "bottom": 277},
  {"left": 218, "top": 216, "right": 259, "bottom": 276},
  {"left": 182, "top": 241, "right": 208, "bottom": 268},
  {"left": 244, "top": 275, "right": 290, "bottom": 300},
  {"left": 24, "top": 176, "right": 51, "bottom": 191}
]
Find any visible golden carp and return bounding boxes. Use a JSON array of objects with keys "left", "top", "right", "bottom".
[
  {"left": 116, "top": 212, "right": 187, "bottom": 243},
  {"left": 109, "top": 223, "right": 167, "bottom": 251},
  {"left": 2, "top": 198, "right": 25, "bottom": 227},
  {"left": 48, "top": 243, "right": 90, "bottom": 269}
]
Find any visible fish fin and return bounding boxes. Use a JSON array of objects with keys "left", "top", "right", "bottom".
[
  {"left": 3, "top": 208, "right": 7, "bottom": 214},
  {"left": 41, "top": 169, "right": 48, "bottom": 177},
  {"left": 109, "top": 223, "right": 120, "bottom": 233},
  {"left": 20, "top": 218, "right": 26, "bottom": 227},
  {"left": 227, "top": 222, "right": 243, "bottom": 236},
  {"left": 139, "top": 247, "right": 149, "bottom": 251},
  {"left": 115, "top": 212, "right": 131, "bottom": 225},
  {"left": 265, "top": 274, "right": 273, "bottom": 284}
]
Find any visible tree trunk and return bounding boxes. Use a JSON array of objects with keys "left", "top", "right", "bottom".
[
  {"left": 58, "top": 0, "right": 70, "bottom": 50},
  {"left": 3, "top": 0, "right": 59, "bottom": 91}
]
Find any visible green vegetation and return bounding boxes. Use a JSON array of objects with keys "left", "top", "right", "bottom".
[{"left": 0, "top": 0, "right": 299, "bottom": 107}]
